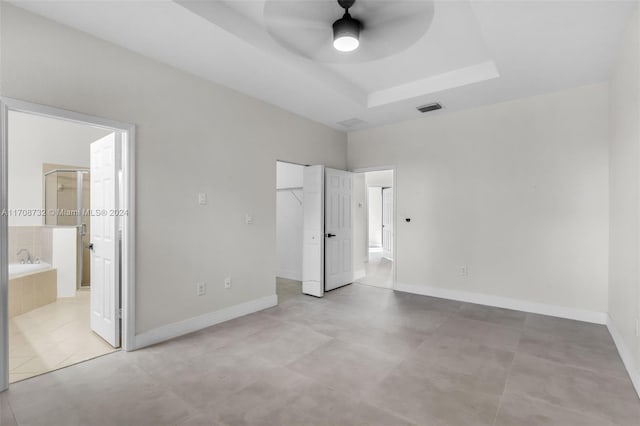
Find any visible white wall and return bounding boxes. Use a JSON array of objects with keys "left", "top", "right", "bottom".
[
  {"left": 368, "top": 187, "right": 383, "bottom": 247},
  {"left": 352, "top": 173, "right": 367, "bottom": 278},
  {"left": 276, "top": 162, "right": 304, "bottom": 281},
  {"left": 365, "top": 170, "right": 393, "bottom": 188},
  {"left": 8, "top": 111, "right": 110, "bottom": 226},
  {"left": 349, "top": 83, "right": 610, "bottom": 318},
  {"left": 608, "top": 6, "right": 640, "bottom": 389},
  {"left": 276, "top": 161, "right": 304, "bottom": 190},
  {"left": 0, "top": 4, "right": 347, "bottom": 333},
  {"left": 52, "top": 227, "right": 77, "bottom": 298}
]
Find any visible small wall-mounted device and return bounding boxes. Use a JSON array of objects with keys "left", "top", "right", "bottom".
[
  {"left": 405, "top": 218, "right": 411, "bottom": 222},
  {"left": 417, "top": 103, "right": 443, "bottom": 113}
]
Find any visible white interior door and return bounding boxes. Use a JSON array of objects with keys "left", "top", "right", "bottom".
[
  {"left": 325, "top": 168, "right": 353, "bottom": 291},
  {"left": 302, "top": 165, "right": 324, "bottom": 297},
  {"left": 90, "top": 133, "right": 120, "bottom": 347},
  {"left": 382, "top": 187, "right": 393, "bottom": 260}
]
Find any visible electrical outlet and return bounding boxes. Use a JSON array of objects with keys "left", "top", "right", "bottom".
[
  {"left": 224, "top": 277, "right": 232, "bottom": 289},
  {"left": 198, "top": 193, "right": 207, "bottom": 205},
  {"left": 245, "top": 214, "right": 253, "bottom": 225},
  {"left": 196, "top": 282, "right": 206, "bottom": 296},
  {"left": 461, "top": 266, "right": 469, "bottom": 276}
]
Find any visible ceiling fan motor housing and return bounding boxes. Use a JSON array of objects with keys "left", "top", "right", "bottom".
[
  {"left": 338, "top": 0, "right": 356, "bottom": 10},
  {"left": 333, "top": 12, "right": 361, "bottom": 41}
]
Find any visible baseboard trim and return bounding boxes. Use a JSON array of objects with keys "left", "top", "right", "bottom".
[
  {"left": 607, "top": 315, "right": 640, "bottom": 399},
  {"left": 133, "top": 294, "right": 278, "bottom": 350},
  {"left": 393, "top": 282, "right": 607, "bottom": 325},
  {"left": 354, "top": 269, "right": 366, "bottom": 281}
]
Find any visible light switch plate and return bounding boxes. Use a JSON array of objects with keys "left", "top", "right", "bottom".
[{"left": 198, "top": 193, "right": 207, "bottom": 205}]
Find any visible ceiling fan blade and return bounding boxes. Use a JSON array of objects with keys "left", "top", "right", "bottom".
[
  {"left": 273, "top": 30, "right": 332, "bottom": 59},
  {"left": 363, "top": 13, "right": 433, "bottom": 50},
  {"left": 266, "top": 15, "right": 329, "bottom": 31},
  {"left": 366, "top": 9, "right": 433, "bottom": 29},
  {"left": 265, "top": 0, "right": 337, "bottom": 26}
]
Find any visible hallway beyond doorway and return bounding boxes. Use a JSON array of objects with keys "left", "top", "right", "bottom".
[{"left": 356, "top": 248, "right": 393, "bottom": 289}]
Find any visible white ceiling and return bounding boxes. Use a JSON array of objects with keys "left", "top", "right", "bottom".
[{"left": 10, "top": 0, "right": 638, "bottom": 131}]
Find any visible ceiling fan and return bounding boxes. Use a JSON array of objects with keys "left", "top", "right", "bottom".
[
  {"left": 332, "top": 0, "right": 362, "bottom": 52},
  {"left": 263, "top": 0, "right": 435, "bottom": 64}
]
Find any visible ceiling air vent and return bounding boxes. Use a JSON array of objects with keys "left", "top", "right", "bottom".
[
  {"left": 337, "top": 117, "right": 367, "bottom": 128},
  {"left": 417, "top": 103, "right": 443, "bottom": 113}
]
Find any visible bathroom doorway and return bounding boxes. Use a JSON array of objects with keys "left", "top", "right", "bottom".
[{"left": 0, "top": 98, "right": 136, "bottom": 391}]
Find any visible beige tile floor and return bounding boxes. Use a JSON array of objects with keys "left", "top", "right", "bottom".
[
  {"left": 1, "top": 281, "right": 639, "bottom": 426},
  {"left": 8, "top": 289, "right": 118, "bottom": 383}
]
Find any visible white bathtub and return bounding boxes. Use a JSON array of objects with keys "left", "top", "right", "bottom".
[{"left": 9, "top": 262, "right": 52, "bottom": 279}]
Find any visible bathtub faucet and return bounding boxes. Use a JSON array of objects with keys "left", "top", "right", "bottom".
[{"left": 16, "top": 249, "right": 33, "bottom": 264}]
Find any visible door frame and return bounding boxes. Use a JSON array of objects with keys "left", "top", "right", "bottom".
[
  {"left": 381, "top": 186, "right": 393, "bottom": 261},
  {"left": 351, "top": 166, "right": 397, "bottom": 286},
  {"left": 0, "top": 97, "right": 137, "bottom": 392}
]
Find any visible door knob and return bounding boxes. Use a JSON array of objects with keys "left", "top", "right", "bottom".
[
  {"left": 89, "top": 243, "right": 94, "bottom": 251},
  {"left": 326, "top": 233, "right": 336, "bottom": 238}
]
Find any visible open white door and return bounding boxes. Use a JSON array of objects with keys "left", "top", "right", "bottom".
[
  {"left": 325, "top": 168, "right": 353, "bottom": 291},
  {"left": 382, "top": 187, "right": 394, "bottom": 261},
  {"left": 302, "top": 165, "right": 324, "bottom": 297},
  {"left": 90, "top": 133, "right": 120, "bottom": 347}
]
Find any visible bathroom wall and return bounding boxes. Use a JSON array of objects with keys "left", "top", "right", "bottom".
[
  {"left": 7, "top": 111, "right": 110, "bottom": 226},
  {"left": 9, "top": 225, "right": 77, "bottom": 298},
  {"left": 52, "top": 228, "right": 78, "bottom": 297},
  {"left": 8, "top": 227, "right": 52, "bottom": 264}
]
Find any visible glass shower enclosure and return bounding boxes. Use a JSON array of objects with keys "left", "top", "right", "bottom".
[{"left": 44, "top": 168, "right": 91, "bottom": 289}]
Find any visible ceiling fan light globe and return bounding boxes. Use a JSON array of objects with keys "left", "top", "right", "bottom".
[{"left": 333, "top": 35, "right": 359, "bottom": 52}]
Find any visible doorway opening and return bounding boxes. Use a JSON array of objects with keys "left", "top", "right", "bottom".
[
  {"left": 276, "top": 162, "right": 394, "bottom": 299},
  {"left": 354, "top": 168, "right": 395, "bottom": 289},
  {"left": 275, "top": 160, "right": 306, "bottom": 301},
  {"left": 0, "top": 98, "right": 135, "bottom": 391}
]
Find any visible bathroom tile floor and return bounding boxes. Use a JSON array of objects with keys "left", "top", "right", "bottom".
[
  {"left": 8, "top": 289, "right": 118, "bottom": 384},
  {"left": 2, "top": 280, "right": 639, "bottom": 425}
]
